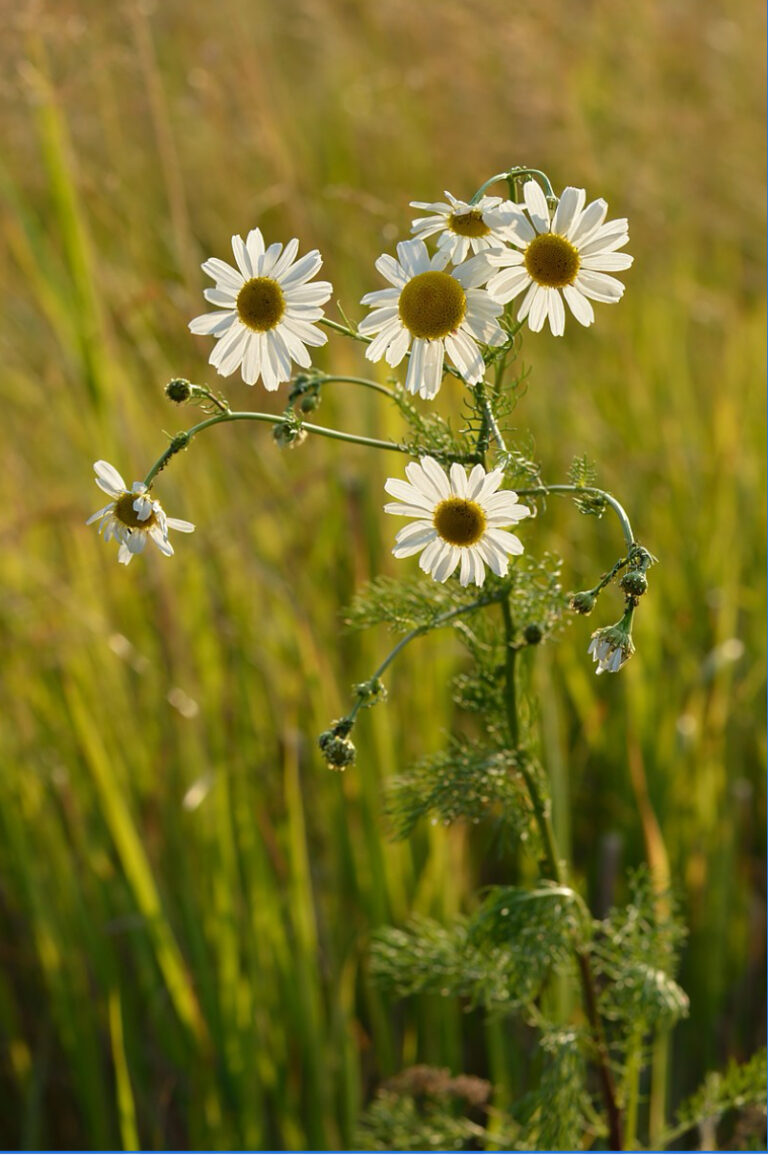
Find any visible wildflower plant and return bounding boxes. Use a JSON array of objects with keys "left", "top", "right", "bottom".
[{"left": 88, "top": 165, "right": 766, "bottom": 1150}]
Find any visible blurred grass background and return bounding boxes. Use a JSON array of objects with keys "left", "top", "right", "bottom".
[{"left": 0, "top": 0, "right": 764, "bottom": 1148}]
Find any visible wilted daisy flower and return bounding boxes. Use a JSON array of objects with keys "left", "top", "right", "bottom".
[
  {"left": 486, "top": 180, "right": 632, "bottom": 335},
  {"left": 587, "top": 614, "right": 635, "bottom": 675},
  {"left": 359, "top": 239, "right": 504, "bottom": 400},
  {"left": 409, "top": 191, "right": 522, "bottom": 264},
  {"left": 384, "top": 456, "right": 530, "bottom": 586},
  {"left": 86, "top": 460, "right": 194, "bottom": 566},
  {"left": 189, "top": 229, "right": 332, "bottom": 390}
]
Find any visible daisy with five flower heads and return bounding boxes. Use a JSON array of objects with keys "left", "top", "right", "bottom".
[
  {"left": 486, "top": 180, "right": 633, "bottom": 335},
  {"left": 409, "top": 190, "right": 523, "bottom": 264},
  {"left": 87, "top": 461, "right": 194, "bottom": 565},
  {"left": 189, "top": 228, "right": 333, "bottom": 390},
  {"left": 359, "top": 238, "right": 505, "bottom": 400},
  {"left": 384, "top": 456, "right": 531, "bottom": 587}
]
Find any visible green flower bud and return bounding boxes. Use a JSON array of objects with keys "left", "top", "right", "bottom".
[
  {"left": 570, "top": 590, "right": 597, "bottom": 615},
  {"left": 272, "top": 420, "right": 307, "bottom": 449},
  {"left": 620, "top": 569, "right": 648, "bottom": 597},
  {"left": 318, "top": 726, "right": 356, "bottom": 771},
  {"left": 523, "top": 623, "right": 543, "bottom": 645},
  {"left": 353, "top": 677, "right": 388, "bottom": 707},
  {"left": 166, "top": 378, "right": 192, "bottom": 403}
]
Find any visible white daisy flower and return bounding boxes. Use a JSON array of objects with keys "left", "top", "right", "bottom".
[
  {"left": 409, "top": 191, "right": 523, "bottom": 264},
  {"left": 486, "top": 180, "right": 633, "bottom": 335},
  {"left": 359, "top": 239, "right": 505, "bottom": 400},
  {"left": 189, "top": 229, "right": 333, "bottom": 390},
  {"left": 86, "top": 460, "right": 194, "bottom": 566},
  {"left": 384, "top": 455, "right": 531, "bottom": 587},
  {"left": 587, "top": 620, "right": 635, "bottom": 675}
]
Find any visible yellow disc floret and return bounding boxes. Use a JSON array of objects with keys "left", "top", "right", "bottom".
[
  {"left": 433, "top": 497, "right": 486, "bottom": 547},
  {"left": 448, "top": 209, "right": 490, "bottom": 238},
  {"left": 524, "top": 233, "right": 581, "bottom": 289},
  {"left": 236, "top": 277, "right": 286, "bottom": 331},
  {"left": 115, "top": 493, "right": 156, "bottom": 529},
  {"left": 398, "top": 271, "right": 467, "bottom": 339}
]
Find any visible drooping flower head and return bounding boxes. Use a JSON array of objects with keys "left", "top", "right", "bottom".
[
  {"left": 587, "top": 612, "right": 635, "bottom": 675},
  {"left": 189, "top": 229, "right": 333, "bottom": 390},
  {"left": 486, "top": 180, "right": 632, "bottom": 335},
  {"left": 86, "top": 460, "right": 194, "bottom": 565},
  {"left": 409, "top": 191, "right": 522, "bottom": 264},
  {"left": 359, "top": 239, "right": 504, "bottom": 400},
  {"left": 384, "top": 456, "right": 531, "bottom": 587}
]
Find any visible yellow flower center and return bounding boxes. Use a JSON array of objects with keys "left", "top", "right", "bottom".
[
  {"left": 115, "top": 493, "right": 156, "bottom": 529},
  {"left": 433, "top": 497, "right": 486, "bottom": 547},
  {"left": 448, "top": 209, "right": 490, "bottom": 238},
  {"left": 524, "top": 233, "right": 581, "bottom": 288},
  {"left": 398, "top": 271, "right": 467, "bottom": 339},
  {"left": 236, "top": 277, "right": 286, "bottom": 331}
]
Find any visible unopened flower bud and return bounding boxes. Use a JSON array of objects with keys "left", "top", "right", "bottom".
[
  {"left": 523, "top": 623, "right": 543, "bottom": 645},
  {"left": 570, "top": 590, "right": 597, "bottom": 615},
  {"left": 300, "top": 391, "right": 321, "bottom": 414},
  {"left": 353, "top": 677, "right": 388, "bottom": 707},
  {"left": 620, "top": 569, "right": 648, "bottom": 597},
  {"left": 272, "top": 420, "right": 307, "bottom": 449},
  {"left": 318, "top": 727, "right": 356, "bottom": 771},
  {"left": 166, "top": 378, "right": 192, "bottom": 403}
]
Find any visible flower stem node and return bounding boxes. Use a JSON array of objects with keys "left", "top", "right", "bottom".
[
  {"left": 165, "top": 378, "right": 192, "bottom": 403},
  {"left": 318, "top": 721, "right": 357, "bottom": 771},
  {"left": 353, "top": 677, "right": 388, "bottom": 707},
  {"left": 272, "top": 416, "right": 307, "bottom": 449}
]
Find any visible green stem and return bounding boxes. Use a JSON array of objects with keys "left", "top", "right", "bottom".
[
  {"left": 623, "top": 1026, "right": 644, "bottom": 1149},
  {"left": 345, "top": 592, "right": 508, "bottom": 726},
  {"left": 319, "top": 374, "right": 396, "bottom": 399},
  {"left": 143, "top": 411, "right": 408, "bottom": 486},
  {"left": 500, "top": 594, "right": 623, "bottom": 1151},
  {"left": 514, "top": 484, "right": 635, "bottom": 550},
  {"left": 470, "top": 167, "right": 556, "bottom": 205}
]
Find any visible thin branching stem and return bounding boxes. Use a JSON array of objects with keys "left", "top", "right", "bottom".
[
  {"left": 143, "top": 411, "right": 409, "bottom": 486},
  {"left": 319, "top": 374, "right": 397, "bottom": 399},
  {"left": 345, "top": 592, "right": 508, "bottom": 726},
  {"left": 514, "top": 483, "right": 635, "bottom": 550}
]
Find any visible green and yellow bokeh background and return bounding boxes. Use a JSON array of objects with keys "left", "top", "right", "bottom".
[{"left": 0, "top": 0, "right": 764, "bottom": 1148}]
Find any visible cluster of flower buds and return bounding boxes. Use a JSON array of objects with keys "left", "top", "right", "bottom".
[{"left": 318, "top": 720, "right": 357, "bottom": 771}]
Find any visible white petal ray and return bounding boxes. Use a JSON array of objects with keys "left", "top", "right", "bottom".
[
  {"left": 204, "top": 287, "right": 238, "bottom": 307},
  {"left": 201, "top": 258, "right": 243, "bottom": 291},
  {"left": 580, "top": 252, "right": 634, "bottom": 272},
  {"left": 419, "top": 457, "right": 451, "bottom": 499},
  {"left": 384, "top": 478, "right": 435, "bottom": 509},
  {"left": 574, "top": 270, "right": 626, "bottom": 302},
  {"left": 570, "top": 199, "right": 609, "bottom": 246},
  {"left": 374, "top": 253, "right": 408, "bottom": 288},
  {"left": 486, "top": 528, "right": 524, "bottom": 556},
  {"left": 418, "top": 340, "right": 445, "bottom": 399},
  {"left": 405, "top": 460, "right": 444, "bottom": 504},
  {"left": 279, "top": 250, "right": 323, "bottom": 290},
  {"left": 231, "top": 234, "right": 253, "bottom": 279},
  {"left": 385, "top": 325, "right": 411, "bottom": 367},
  {"left": 189, "top": 310, "right": 237, "bottom": 337},
  {"left": 552, "top": 187, "right": 586, "bottom": 236},
  {"left": 527, "top": 286, "right": 549, "bottom": 332},
  {"left": 547, "top": 288, "right": 566, "bottom": 336},
  {"left": 523, "top": 180, "right": 551, "bottom": 233},
  {"left": 563, "top": 285, "right": 594, "bottom": 326},
  {"left": 94, "top": 460, "right": 127, "bottom": 496},
  {"left": 449, "top": 462, "right": 467, "bottom": 498},
  {"left": 269, "top": 236, "right": 300, "bottom": 281}
]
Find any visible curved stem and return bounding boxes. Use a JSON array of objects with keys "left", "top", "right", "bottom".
[
  {"left": 320, "top": 374, "right": 396, "bottom": 399},
  {"left": 514, "top": 484, "right": 635, "bottom": 550},
  {"left": 143, "top": 411, "right": 408, "bottom": 486},
  {"left": 470, "top": 167, "right": 556, "bottom": 205}
]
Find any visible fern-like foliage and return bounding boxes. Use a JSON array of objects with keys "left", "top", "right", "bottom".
[
  {"left": 591, "top": 869, "right": 689, "bottom": 1032},
  {"left": 344, "top": 574, "right": 507, "bottom": 634},
  {"left": 385, "top": 740, "right": 539, "bottom": 841},
  {"left": 664, "top": 1048, "right": 767, "bottom": 1149},
  {"left": 514, "top": 1027, "right": 598, "bottom": 1151},
  {"left": 568, "top": 453, "right": 606, "bottom": 516},
  {"left": 392, "top": 386, "right": 476, "bottom": 463},
  {"left": 371, "top": 882, "right": 579, "bottom": 1013}
]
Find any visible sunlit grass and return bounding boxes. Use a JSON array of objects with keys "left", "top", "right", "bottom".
[{"left": 0, "top": 0, "right": 764, "bottom": 1147}]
